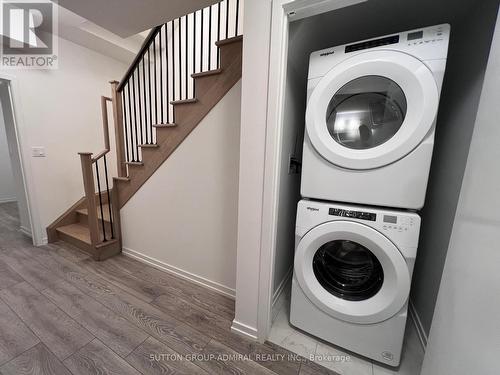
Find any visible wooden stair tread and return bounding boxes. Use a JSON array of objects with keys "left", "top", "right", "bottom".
[
  {"left": 114, "top": 176, "right": 130, "bottom": 182},
  {"left": 56, "top": 223, "right": 118, "bottom": 248},
  {"left": 139, "top": 144, "right": 159, "bottom": 148},
  {"left": 153, "top": 123, "right": 177, "bottom": 128},
  {"left": 56, "top": 223, "right": 92, "bottom": 245},
  {"left": 170, "top": 98, "right": 198, "bottom": 105},
  {"left": 192, "top": 68, "right": 222, "bottom": 78},
  {"left": 125, "top": 161, "right": 144, "bottom": 166},
  {"left": 215, "top": 35, "right": 243, "bottom": 46},
  {"left": 76, "top": 205, "right": 111, "bottom": 222}
]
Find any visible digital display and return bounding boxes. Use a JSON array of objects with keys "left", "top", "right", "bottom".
[
  {"left": 384, "top": 215, "right": 398, "bottom": 224},
  {"left": 329, "top": 208, "right": 376, "bottom": 222},
  {"left": 345, "top": 35, "right": 399, "bottom": 53},
  {"left": 407, "top": 31, "right": 423, "bottom": 41}
]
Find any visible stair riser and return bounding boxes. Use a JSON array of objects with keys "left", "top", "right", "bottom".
[{"left": 56, "top": 230, "right": 93, "bottom": 255}]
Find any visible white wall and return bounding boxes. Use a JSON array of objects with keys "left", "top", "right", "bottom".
[
  {"left": 421, "top": 11, "right": 500, "bottom": 375},
  {"left": 411, "top": 0, "right": 499, "bottom": 337},
  {"left": 0, "top": 36, "right": 127, "bottom": 243},
  {"left": 0, "top": 99, "right": 16, "bottom": 203},
  {"left": 121, "top": 81, "right": 241, "bottom": 295}
]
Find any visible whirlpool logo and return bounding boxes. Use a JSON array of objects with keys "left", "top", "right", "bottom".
[
  {"left": 1, "top": 0, "right": 58, "bottom": 69},
  {"left": 320, "top": 50, "right": 334, "bottom": 57},
  {"left": 306, "top": 207, "right": 319, "bottom": 212}
]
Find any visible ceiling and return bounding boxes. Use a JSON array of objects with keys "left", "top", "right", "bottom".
[
  {"left": 58, "top": 0, "right": 220, "bottom": 38},
  {"left": 56, "top": 5, "right": 145, "bottom": 63}
]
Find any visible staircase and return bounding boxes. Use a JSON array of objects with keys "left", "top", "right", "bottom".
[{"left": 47, "top": 1, "right": 243, "bottom": 260}]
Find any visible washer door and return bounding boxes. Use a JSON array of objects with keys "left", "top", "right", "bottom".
[
  {"left": 294, "top": 221, "right": 410, "bottom": 324},
  {"left": 306, "top": 50, "right": 439, "bottom": 170}
]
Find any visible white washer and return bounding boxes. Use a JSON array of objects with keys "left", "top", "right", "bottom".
[
  {"left": 290, "top": 200, "right": 421, "bottom": 366},
  {"left": 302, "top": 24, "right": 450, "bottom": 209}
]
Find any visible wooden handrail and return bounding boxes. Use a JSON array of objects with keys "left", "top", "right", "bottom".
[{"left": 116, "top": 26, "right": 162, "bottom": 92}]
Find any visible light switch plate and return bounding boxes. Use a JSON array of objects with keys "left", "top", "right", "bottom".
[{"left": 32, "top": 146, "right": 46, "bottom": 157}]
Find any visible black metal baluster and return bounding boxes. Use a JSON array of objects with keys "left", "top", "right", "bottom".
[
  {"left": 185, "top": 15, "right": 188, "bottom": 98},
  {"left": 127, "top": 82, "right": 136, "bottom": 162},
  {"left": 200, "top": 8, "right": 204, "bottom": 72},
  {"left": 193, "top": 11, "right": 196, "bottom": 96},
  {"left": 103, "top": 154, "right": 114, "bottom": 239},
  {"left": 226, "top": 0, "right": 230, "bottom": 39},
  {"left": 95, "top": 161, "right": 107, "bottom": 241},
  {"left": 217, "top": 2, "right": 221, "bottom": 67},
  {"left": 137, "top": 66, "right": 144, "bottom": 146},
  {"left": 208, "top": 5, "right": 212, "bottom": 70},
  {"left": 121, "top": 89, "right": 130, "bottom": 163},
  {"left": 235, "top": 0, "right": 240, "bottom": 36},
  {"left": 153, "top": 36, "right": 158, "bottom": 125},
  {"left": 148, "top": 47, "right": 153, "bottom": 143},
  {"left": 142, "top": 57, "right": 148, "bottom": 144},
  {"left": 159, "top": 26, "right": 164, "bottom": 124},
  {"left": 172, "top": 21, "right": 175, "bottom": 104},
  {"left": 132, "top": 72, "right": 140, "bottom": 159},
  {"left": 165, "top": 21, "right": 171, "bottom": 123},
  {"left": 178, "top": 17, "right": 182, "bottom": 100}
]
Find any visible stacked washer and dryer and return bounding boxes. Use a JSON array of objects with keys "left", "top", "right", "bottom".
[{"left": 290, "top": 25, "right": 450, "bottom": 366}]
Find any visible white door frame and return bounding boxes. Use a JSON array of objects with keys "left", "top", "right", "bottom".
[
  {"left": 0, "top": 73, "right": 44, "bottom": 246},
  {"left": 256, "top": 0, "right": 366, "bottom": 341}
]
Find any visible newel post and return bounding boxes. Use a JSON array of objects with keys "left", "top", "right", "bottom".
[
  {"left": 79, "top": 153, "right": 100, "bottom": 246},
  {"left": 110, "top": 80, "right": 127, "bottom": 177}
]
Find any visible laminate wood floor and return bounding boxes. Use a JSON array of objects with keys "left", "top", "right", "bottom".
[{"left": 0, "top": 202, "right": 338, "bottom": 375}]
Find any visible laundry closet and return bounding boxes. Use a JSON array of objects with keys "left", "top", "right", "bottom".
[{"left": 267, "top": 0, "right": 499, "bottom": 371}]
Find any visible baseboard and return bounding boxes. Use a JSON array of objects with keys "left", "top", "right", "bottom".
[
  {"left": 122, "top": 246, "right": 235, "bottom": 299},
  {"left": 19, "top": 225, "right": 32, "bottom": 238},
  {"left": 231, "top": 320, "right": 258, "bottom": 340},
  {"left": 409, "top": 299, "right": 428, "bottom": 350},
  {"left": 0, "top": 197, "right": 17, "bottom": 204}
]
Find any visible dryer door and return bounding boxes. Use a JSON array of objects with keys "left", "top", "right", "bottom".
[
  {"left": 294, "top": 220, "right": 410, "bottom": 324},
  {"left": 306, "top": 50, "right": 439, "bottom": 170}
]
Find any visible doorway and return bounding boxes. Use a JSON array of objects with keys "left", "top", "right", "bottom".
[{"left": 0, "top": 79, "right": 34, "bottom": 244}]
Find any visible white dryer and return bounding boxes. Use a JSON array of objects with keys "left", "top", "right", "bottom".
[
  {"left": 301, "top": 24, "right": 450, "bottom": 209},
  {"left": 290, "top": 200, "right": 420, "bottom": 366}
]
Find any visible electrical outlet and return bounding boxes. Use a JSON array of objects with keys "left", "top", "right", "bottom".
[
  {"left": 288, "top": 154, "right": 301, "bottom": 174},
  {"left": 32, "top": 146, "right": 46, "bottom": 157}
]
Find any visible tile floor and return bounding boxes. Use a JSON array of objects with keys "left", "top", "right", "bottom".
[{"left": 268, "top": 286, "right": 425, "bottom": 375}]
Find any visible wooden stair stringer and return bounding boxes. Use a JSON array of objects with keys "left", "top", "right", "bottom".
[{"left": 117, "top": 37, "right": 243, "bottom": 208}]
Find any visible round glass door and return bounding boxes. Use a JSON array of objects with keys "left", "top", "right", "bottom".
[
  {"left": 305, "top": 50, "right": 439, "bottom": 170},
  {"left": 313, "top": 240, "right": 384, "bottom": 301},
  {"left": 326, "top": 76, "right": 407, "bottom": 150},
  {"left": 294, "top": 220, "right": 411, "bottom": 324}
]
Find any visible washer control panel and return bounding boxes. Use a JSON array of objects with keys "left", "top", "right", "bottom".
[{"left": 298, "top": 200, "right": 421, "bottom": 247}]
